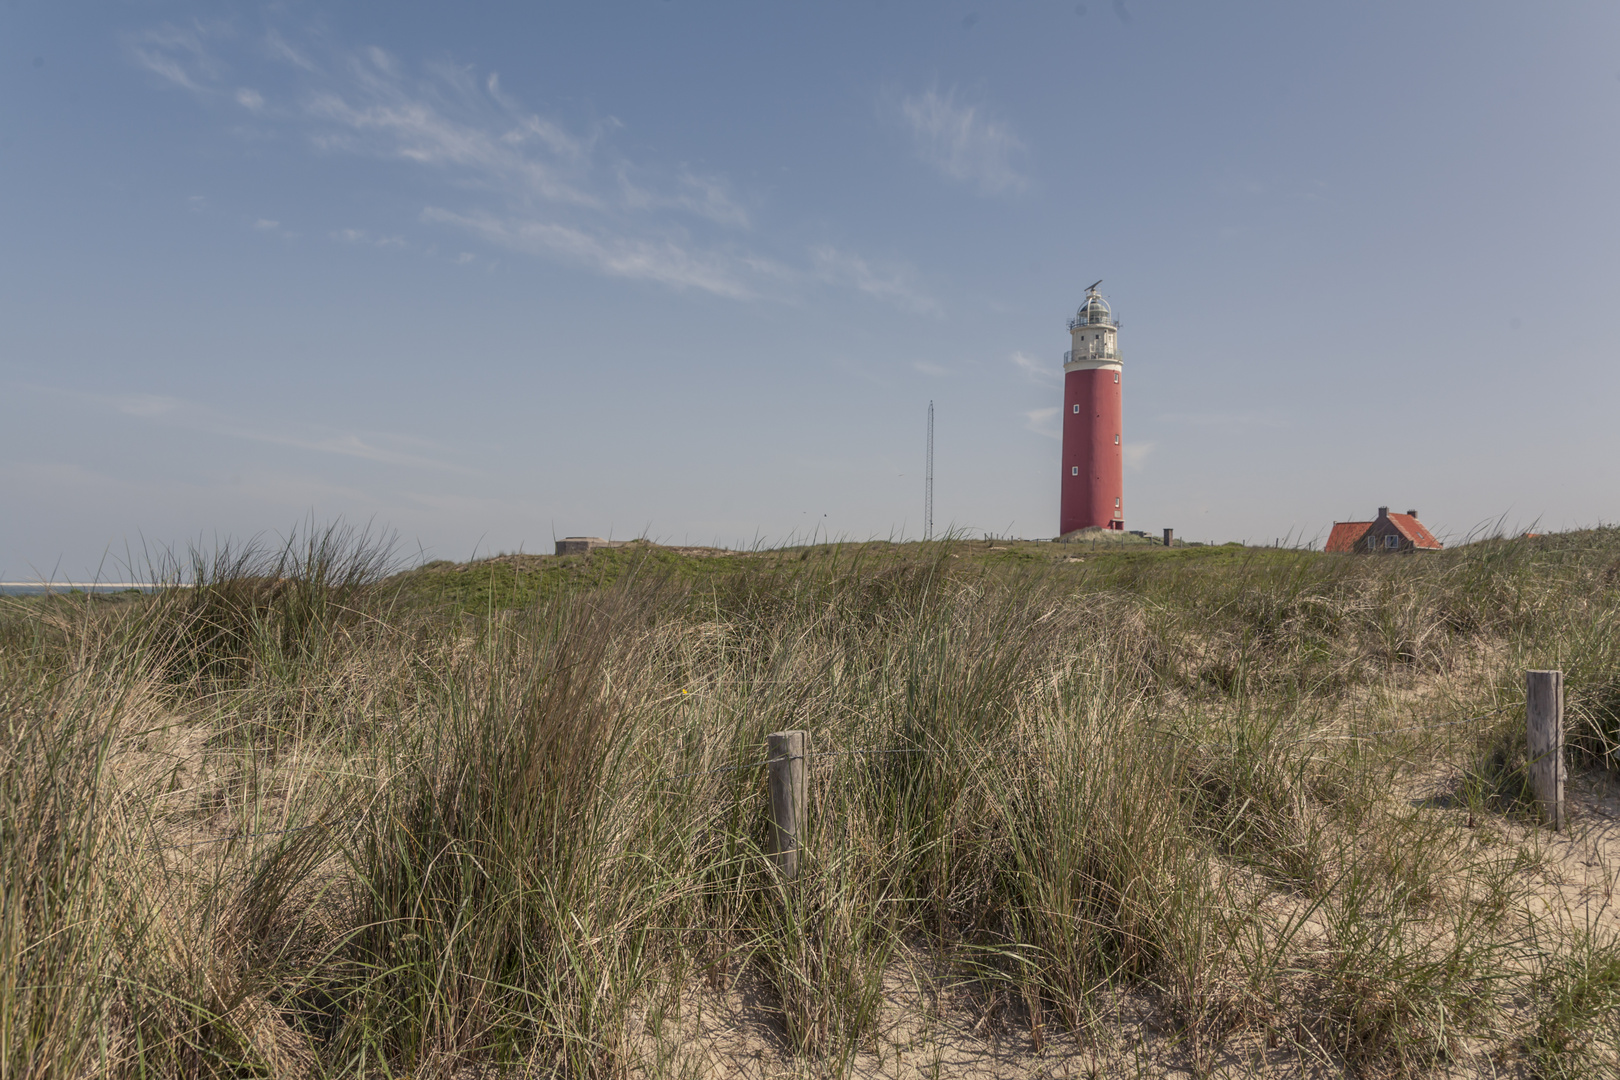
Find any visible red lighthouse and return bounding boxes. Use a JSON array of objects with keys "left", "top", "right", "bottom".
[{"left": 1059, "top": 283, "right": 1124, "bottom": 535}]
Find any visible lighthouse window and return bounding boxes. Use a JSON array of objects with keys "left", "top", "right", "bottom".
[
  {"left": 1115, "top": 498, "right": 1121, "bottom": 508},
  {"left": 1113, "top": 373, "right": 1119, "bottom": 383},
  {"left": 1114, "top": 434, "right": 1120, "bottom": 444},
  {"left": 1071, "top": 466, "right": 1079, "bottom": 476},
  {"left": 1073, "top": 404, "right": 1080, "bottom": 413}
]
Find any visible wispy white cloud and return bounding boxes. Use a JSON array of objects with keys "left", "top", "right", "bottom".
[
  {"left": 426, "top": 208, "right": 783, "bottom": 298},
  {"left": 889, "top": 87, "right": 1028, "bottom": 196},
  {"left": 619, "top": 168, "right": 752, "bottom": 229},
  {"left": 129, "top": 25, "right": 933, "bottom": 310},
  {"left": 333, "top": 227, "right": 406, "bottom": 248},
  {"left": 912, "top": 361, "right": 948, "bottom": 377},
  {"left": 811, "top": 246, "right": 938, "bottom": 314},
  {"left": 298, "top": 56, "right": 795, "bottom": 298},
  {"left": 263, "top": 29, "right": 316, "bottom": 72},
  {"left": 95, "top": 389, "right": 465, "bottom": 471},
  {"left": 302, "top": 54, "right": 603, "bottom": 208},
  {"left": 253, "top": 218, "right": 295, "bottom": 238},
  {"left": 1124, "top": 441, "right": 1155, "bottom": 471},
  {"left": 1009, "top": 350, "right": 1060, "bottom": 385},
  {"left": 116, "top": 394, "right": 182, "bottom": 418},
  {"left": 1023, "top": 406, "right": 1061, "bottom": 439},
  {"left": 128, "top": 25, "right": 223, "bottom": 93}
]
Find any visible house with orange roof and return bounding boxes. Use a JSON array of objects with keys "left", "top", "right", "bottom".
[{"left": 1324, "top": 507, "right": 1442, "bottom": 554}]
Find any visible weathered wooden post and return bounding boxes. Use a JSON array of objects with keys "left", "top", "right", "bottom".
[
  {"left": 766, "top": 730, "right": 808, "bottom": 879},
  {"left": 1526, "top": 670, "right": 1565, "bottom": 831},
  {"left": 1163, "top": 528, "right": 1174, "bottom": 548}
]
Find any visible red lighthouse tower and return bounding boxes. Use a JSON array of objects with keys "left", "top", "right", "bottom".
[{"left": 1059, "top": 282, "right": 1124, "bottom": 535}]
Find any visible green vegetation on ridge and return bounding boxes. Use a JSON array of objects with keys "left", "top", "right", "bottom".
[{"left": 384, "top": 534, "right": 1318, "bottom": 614}]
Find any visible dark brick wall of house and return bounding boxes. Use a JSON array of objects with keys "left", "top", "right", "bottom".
[{"left": 1362, "top": 517, "right": 1417, "bottom": 553}]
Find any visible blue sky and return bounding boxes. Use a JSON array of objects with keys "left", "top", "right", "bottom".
[{"left": 4, "top": 1, "right": 1618, "bottom": 577}]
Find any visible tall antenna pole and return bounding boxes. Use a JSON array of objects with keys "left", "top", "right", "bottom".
[{"left": 925, "top": 401, "right": 935, "bottom": 541}]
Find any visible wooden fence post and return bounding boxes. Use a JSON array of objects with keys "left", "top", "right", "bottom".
[
  {"left": 766, "top": 730, "right": 808, "bottom": 879},
  {"left": 1526, "top": 670, "right": 1565, "bottom": 831}
]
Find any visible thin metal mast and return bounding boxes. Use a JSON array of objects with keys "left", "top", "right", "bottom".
[{"left": 924, "top": 401, "right": 934, "bottom": 541}]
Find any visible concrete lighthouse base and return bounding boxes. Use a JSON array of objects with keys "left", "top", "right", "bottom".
[{"left": 1055, "top": 526, "right": 1156, "bottom": 545}]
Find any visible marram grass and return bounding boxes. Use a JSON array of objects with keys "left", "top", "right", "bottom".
[{"left": 3, "top": 526, "right": 1619, "bottom": 1077}]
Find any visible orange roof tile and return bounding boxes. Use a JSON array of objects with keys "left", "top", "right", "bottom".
[
  {"left": 1325, "top": 521, "right": 1372, "bottom": 553},
  {"left": 1386, "top": 513, "right": 1442, "bottom": 550}
]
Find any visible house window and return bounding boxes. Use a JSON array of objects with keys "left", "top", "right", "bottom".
[
  {"left": 1367, "top": 535, "right": 1378, "bottom": 552},
  {"left": 1073, "top": 404, "right": 1080, "bottom": 413},
  {"left": 1385, "top": 534, "right": 1399, "bottom": 550},
  {"left": 1071, "top": 466, "right": 1079, "bottom": 476}
]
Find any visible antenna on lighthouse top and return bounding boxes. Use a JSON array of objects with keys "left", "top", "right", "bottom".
[{"left": 1086, "top": 278, "right": 1103, "bottom": 293}]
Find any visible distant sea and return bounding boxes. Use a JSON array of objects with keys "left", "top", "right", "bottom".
[{"left": 0, "top": 583, "right": 171, "bottom": 596}]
